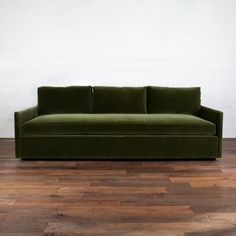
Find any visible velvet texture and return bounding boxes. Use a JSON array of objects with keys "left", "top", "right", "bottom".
[
  {"left": 198, "top": 106, "right": 223, "bottom": 158},
  {"left": 93, "top": 86, "right": 147, "bottom": 113},
  {"left": 23, "top": 114, "right": 215, "bottom": 136},
  {"left": 38, "top": 86, "right": 92, "bottom": 115},
  {"left": 14, "top": 106, "right": 38, "bottom": 158},
  {"left": 14, "top": 86, "right": 223, "bottom": 159},
  {"left": 148, "top": 86, "right": 201, "bottom": 114},
  {"left": 21, "top": 135, "right": 218, "bottom": 159}
]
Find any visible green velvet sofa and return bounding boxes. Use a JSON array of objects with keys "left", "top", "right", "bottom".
[{"left": 15, "top": 86, "right": 223, "bottom": 160}]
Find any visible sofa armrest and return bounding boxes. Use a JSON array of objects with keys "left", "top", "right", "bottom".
[
  {"left": 14, "top": 106, "right": 38, "bottom": 158},
  {"left": 198, "top": 106, "right": 223, "bottom": 157}
]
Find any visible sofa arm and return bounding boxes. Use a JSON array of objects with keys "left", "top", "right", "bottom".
[
  {"left": 14, "top": 106, "right": 38, "bottom": 158},
  {"left": 198, "top": 106, "right": 223, "bottom": 157}
]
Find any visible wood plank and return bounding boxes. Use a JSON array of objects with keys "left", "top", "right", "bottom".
[{"left": 0, "top": 138, "right": 236, "bottom": 235}]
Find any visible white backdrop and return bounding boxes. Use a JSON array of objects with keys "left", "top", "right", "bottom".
[{"left": 0, "top": 0, "right": 236, "bottom": 137}]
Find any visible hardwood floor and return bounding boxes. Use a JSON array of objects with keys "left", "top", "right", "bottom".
[{"left": 0, "top": 139, "right": 236, "bottom": 236}]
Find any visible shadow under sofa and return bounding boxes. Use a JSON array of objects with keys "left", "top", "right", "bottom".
[{"left": 14, "top": 86, "right": 223, "bottom": 160}]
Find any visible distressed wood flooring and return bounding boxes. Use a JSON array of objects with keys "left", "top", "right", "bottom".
[{"left": 0, "top": 139, "right": 236, "bottom": 236}]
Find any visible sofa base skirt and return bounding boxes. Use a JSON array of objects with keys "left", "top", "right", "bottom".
[{"left": 18, "top": 135, "right": 219, "bottom": 159}]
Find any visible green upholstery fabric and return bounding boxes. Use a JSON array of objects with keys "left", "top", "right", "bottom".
[
  {"left": 38, "top": 86, "right": 92, "bottom": 115},
  {"left": 198, "top": 106, "right": 223, "bottom": 158},
  {"left": 14, "top": 106, "right": 38, "bottom": 158},
  {"left": 93, "top": 86, "right": 147, "bottom": 113},
  {"left": 14, "top": 86, "right": 223, "bottom": 160},
  {"left": 23, "top": 114, "right": 215, "bottom": 136},
  {"left": 148, "top": 86, "right": 201, "bottom": 114},
  {"left": 21, "top": 135, "right": 218, "bottom": 159}
]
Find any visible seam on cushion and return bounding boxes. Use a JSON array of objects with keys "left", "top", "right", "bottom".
[{"left": 22, "top": 132, "right": 216, "bottom": 136}]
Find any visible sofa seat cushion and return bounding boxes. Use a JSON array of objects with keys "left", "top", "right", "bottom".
[{"left": 22, "top": 114, "right": 216, "bottom": 136}]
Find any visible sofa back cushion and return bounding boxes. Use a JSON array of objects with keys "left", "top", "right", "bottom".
[
  {"left": 148, "top": 86, "right": 201, "bottom": 115},
  {"left": 38, "top": 86, "right": 92, "bottom": 115},
  {"left": 93, "top": 86, "right": 147, "bottom": 113}
]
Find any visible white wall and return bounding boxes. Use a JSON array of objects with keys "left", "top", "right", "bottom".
[{"left": 0, "top": 0, "right": 236, "bottom": 137}]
